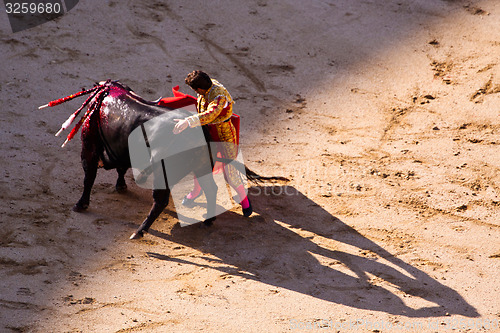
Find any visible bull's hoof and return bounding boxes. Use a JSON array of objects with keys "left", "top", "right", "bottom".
[
  {"left": 72, "top": 202, "right": 88, "bottom": 212},
  {"left": 130, "top": 231, "right": 144, "bottom": 240},
  {"left": 115, "top": 184, "right": 128, "bottom": 193},
  {"left": 202, "top": 217, "right": 216, "bottom": 227}
]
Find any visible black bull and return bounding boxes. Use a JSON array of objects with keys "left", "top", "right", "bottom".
[{"left": 58, "top": 81, "right": 282, "bottom": 239}]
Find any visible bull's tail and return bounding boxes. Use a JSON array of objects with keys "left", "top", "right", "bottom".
[
  {"left": 215, "top": 157, "right": 289, "bottom": 184},
  {"left": 244, "top": 165, "right": 289, "bottom": 183}
]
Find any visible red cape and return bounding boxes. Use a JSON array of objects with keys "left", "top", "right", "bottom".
[{"left": 157, "top": 85, "right": 197, "bottom": 109}]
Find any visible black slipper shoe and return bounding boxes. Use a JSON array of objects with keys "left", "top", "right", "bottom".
[
  {"left": 242, "top": 199, "right": 253, "bottom": 217},
  {"left": 182, "top": 190, "right": 203, "bottom": 207}
]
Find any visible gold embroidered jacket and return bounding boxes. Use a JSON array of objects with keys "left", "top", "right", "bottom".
[{"left": 186, "top": 79, "right": 234, "bottom": 127}]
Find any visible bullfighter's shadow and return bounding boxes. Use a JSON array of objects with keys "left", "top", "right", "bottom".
[{"left": 147, "top": 185, "right": 478, "bottom": 318}]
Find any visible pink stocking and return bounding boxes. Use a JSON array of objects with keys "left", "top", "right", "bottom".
[
  {"left": 235, "top": 184, "right": 250, "bottom": 209},
  {"left": 186, "top": 177, "right": 202, "bottom": 199}
]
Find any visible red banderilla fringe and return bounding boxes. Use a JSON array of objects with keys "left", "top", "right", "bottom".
[
  {"left": 38, "top": 85, "right": 99, "bottom": 109},
  {"left": 55, "top": 88, "right": 102, "bottom": 137},
  {"left": 61, "top": 88, "right": 108, "bottom": 148}
]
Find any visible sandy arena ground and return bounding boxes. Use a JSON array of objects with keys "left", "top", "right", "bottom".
[{"left": 1, "top": 0, "right": 499, "bottom": 332}]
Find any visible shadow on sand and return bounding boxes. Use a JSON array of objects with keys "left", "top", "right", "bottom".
[{"left": 146, "top": 185, "right": 478, "bottom": 318}]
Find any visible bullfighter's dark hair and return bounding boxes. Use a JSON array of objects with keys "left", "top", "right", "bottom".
[{"left": 185, "top": 70, "right": 212, "bottom": 90}]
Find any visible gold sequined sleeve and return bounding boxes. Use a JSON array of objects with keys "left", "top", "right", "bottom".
[{"left": 187, "top": 95, "right": 227, "bottom": 127}]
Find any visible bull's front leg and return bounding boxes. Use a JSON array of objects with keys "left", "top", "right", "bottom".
[
  {"left": 130, "top": 189, "right": 170, "bottom": 239},
  {"left": 73, "top": 147, "right": 100, "bottom": 212},
  {"left": 115, "top": 166, "right": 128, "bottom": 193}
]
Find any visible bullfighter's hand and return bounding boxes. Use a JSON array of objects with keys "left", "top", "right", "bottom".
[{"left": 173, "top": 118, "right": 189, "bottom": 134}]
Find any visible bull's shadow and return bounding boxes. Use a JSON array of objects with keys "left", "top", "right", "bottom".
[{"left": 147, "top": 185, "right": 478, "bottom": 318}]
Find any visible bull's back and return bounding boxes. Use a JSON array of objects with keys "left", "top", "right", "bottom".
[{"left": 96, "top": 86, "right": 194, "bottom": 168}]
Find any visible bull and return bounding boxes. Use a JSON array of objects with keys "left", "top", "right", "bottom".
[{"left": 41, "top": 80, "right": 285, "bottom": 239}]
